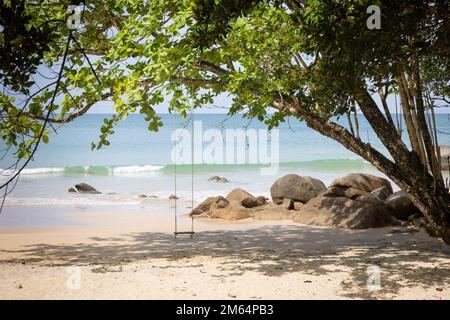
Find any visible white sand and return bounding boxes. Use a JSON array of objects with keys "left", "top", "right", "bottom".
[{"left": 0, "top": 206, "right": 449, "bottom": 299}]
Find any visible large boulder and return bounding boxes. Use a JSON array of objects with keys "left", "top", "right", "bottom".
[
  {"left": 293, "top": 196, "right": 399, "bottom": 229},
  {"left": 270, "top": 174, "right": 326, "bottom": 204},
  {"left": 192, "top": 196, "right": 229, "bottom": 215},
  {"left": 385, "top": 191, "right": 419, "bottom": 220},
  {"left": 209, "top": 201, "right": 251, "bottom": 220},
  {"left": 73, "top": 183, "right": 101, "bottom": 194},
  {"left": 226, "top": 188, "right": 255, "bottom": 202},
  {"left": 330, "top": 173, "right": 393, "bottom": 195},
  {"left": 250, "top": 203, "right": 296, "bottom": 220}
]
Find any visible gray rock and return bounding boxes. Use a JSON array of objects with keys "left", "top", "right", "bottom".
[
  {"left": 68, "top": 187, "right": 77, "bottom": 193},
  {"left": 169, "top": 194, "right": 179, "bottom": 200},
  {"left": 270, "top": 174, "right": 326, "bottom": 204}
]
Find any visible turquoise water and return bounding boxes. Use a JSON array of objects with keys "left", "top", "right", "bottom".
[{"left": 1, "top": 113, "right": 450, "bottom": 206}]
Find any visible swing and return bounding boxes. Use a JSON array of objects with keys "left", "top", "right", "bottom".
[{"left": 173, "top": 111, "right": 195, "bottom": 238}]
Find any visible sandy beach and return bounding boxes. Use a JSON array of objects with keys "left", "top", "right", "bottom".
[{"left": 0, "top": 204, "right": 449, "bottom": 300}]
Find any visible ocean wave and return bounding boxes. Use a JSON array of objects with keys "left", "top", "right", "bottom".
[
  {"left": 1, "top": 165, "right": 165, "bottom": 176},
  {"left": 112, "top": 165, "right": 165, "bottom": 174},
  {"left": 0, "top": 159, "right": 371, "bottom": 177},
  {"left": 161, "top": 159, "right": 372, "bottom": 173}
]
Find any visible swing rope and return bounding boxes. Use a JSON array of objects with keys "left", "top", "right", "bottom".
[{"left": 173, "top": 111, "right": 195, "bottom": 238}]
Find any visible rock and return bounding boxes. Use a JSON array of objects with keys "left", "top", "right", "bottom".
[
  {"left": 320, "top": 187, "right": 346, "bottom": 198},
  {"left": 241, "top": 197, "right": 258, "bottom": 208},
  {"left": 412, "top": 217, "right": 428, "bottom": 228},
  {"left": 385, "top": 191, "right": 419, "bottom": 220},
  {"left": 68, "top": 187, "right": 77, "bottom": 193},
  {"left": 251, "top": 203, "right": 296, "bottom": 220},
  {"left": 293, "top": 202, "right": 304, "bottom": 211},
  {"left": 270, "top": 174, "right": 326, "bottom": 204},
  {"left": 193, "top": 196, "right": 228, "bottom": 213},
  {"left": 293, "top": 196, "right": 399, "bottom": 229},
  {"left": 411, "top": 217, "right": 439, "bottom": 237},
  {"left": 329, "top": 173, "right": 393, "bottom": 194},
  {"left": 208, "top": 176, "right": 229, "bottom": 183},
  {"left": 407, "top": 212, "right": 423, "bottom": 222},
  {"left": 74, "top": 183, "right": 101, "bottom": 194},
  {"left": 138, "top": 193, "right": 147, "bottom": 198},
  {"left": 209, "top": 197, "right": 230, "bottom": 211},
  {"left": 209, "top": 201, "right": 251, "bottom": 220},
  {"left": 281, "top": 198, "right": 295, "bottom": 210},
  {"left": 367, "top": 186, "right": 391, "bottom": 201},
  {"left": 320, "top": 186, "right": 368, "bottom": 199},
  {"left": 357, "top": 194, "right": 393, "bottom": 216},
  {"left": 226, "top": 188, "right": 255, "bottom": 202},
  {"left": 343, "top": 187, "right": 369, "bottom": 199},
  {"left": 169, "top": 194, "right": 179, "bottom": 200},
  {"left": 255, "top": 196, "right": 268, "bottom": 206},
  {"left": 190, "top": 208, "right": 206, "bottom": 216}
]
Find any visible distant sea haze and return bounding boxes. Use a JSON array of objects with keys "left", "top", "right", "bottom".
[{"left": 1, "top": 113, "right": 450, "bottom": 206}]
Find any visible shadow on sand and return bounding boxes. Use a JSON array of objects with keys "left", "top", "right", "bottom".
[{"left": 1, "top": 225, "right": 449, "bottom": 298}]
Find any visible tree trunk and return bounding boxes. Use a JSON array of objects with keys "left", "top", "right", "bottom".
[{"left": 273, "top": 97, "right": 450, "bottom": 245}]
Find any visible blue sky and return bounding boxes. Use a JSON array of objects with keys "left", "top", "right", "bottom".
[{"left": 88, "top": 91, "right": 449, "bottom": 114}]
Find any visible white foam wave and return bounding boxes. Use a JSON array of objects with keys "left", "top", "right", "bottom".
[
  {"left": 0, "top": 164, "right": 165, "bottom": 176},
  {"left": 0, "top": 167, "right": 65, "bottom": 175},
  {"left": 112, "top": 165, "right": 165, "bottom": 174}
]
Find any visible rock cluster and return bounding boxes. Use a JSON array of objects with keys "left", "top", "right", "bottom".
[{"left": 192, "top": 173, "right": 426, "bottom": 231}]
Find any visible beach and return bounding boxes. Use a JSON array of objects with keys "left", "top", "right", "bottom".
[
  {"left": 1, "top": 114, "right": 450, "bottom": 299},
  {"left": 0, "top": 204, "right": 449, "bottom": 300}
]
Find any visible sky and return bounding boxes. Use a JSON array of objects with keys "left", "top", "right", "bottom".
[{"left": 87, "top": 90, "right": 449, "bottom": 115}]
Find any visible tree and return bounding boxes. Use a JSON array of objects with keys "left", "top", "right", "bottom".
[{"left": 1, "top": 0, "right": 449, "bottom": 242}]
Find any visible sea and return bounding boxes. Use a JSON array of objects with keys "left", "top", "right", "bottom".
[{"left": 1, "top": 113, "right": 450, "bottom": 208}]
